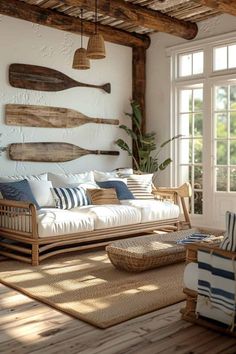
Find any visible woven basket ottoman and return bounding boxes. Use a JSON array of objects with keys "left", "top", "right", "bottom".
[{"left": 106, "top": 228, "right": 200, "bottom": 272}]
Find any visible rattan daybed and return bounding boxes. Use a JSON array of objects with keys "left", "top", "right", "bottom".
[{"left": 0, "top": 183, "right": 191, "bottom": 266}]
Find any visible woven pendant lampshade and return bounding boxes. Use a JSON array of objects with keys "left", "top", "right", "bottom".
[
  {"left": 87, "top": 0, "right": 106, "bottom": 59},
  {"left": 73, "top": 48, "right": 90, "bottom": 70},
  {"left": 72, "top": 9, "right": 90, "bottom": 70}
]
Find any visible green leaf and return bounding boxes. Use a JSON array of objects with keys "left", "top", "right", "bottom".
[
  {"left": 119, "top": 125, "right": 138, "bottom": 141},
  {"left": 160, "top": 134, "right": 182, "bottom": 148},
  {"left": 115, "top": 139, "right": 132, "bottom": 156},
  {"left": 159, "top": 158, "right": 172, "bottom": 171},
  {"left": 131, "top": 101, "right": 142, "bottom": 130}
]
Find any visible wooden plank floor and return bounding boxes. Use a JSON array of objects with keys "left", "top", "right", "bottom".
[{"left": 0, "top": 283, "right": 235, "bottom": 354}]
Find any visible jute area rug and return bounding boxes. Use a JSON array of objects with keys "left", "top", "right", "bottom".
[{"left": 0, "top": 251, "right": 185, "bottom": 328}]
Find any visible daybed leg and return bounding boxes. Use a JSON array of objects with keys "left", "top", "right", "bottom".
[{"left": 32, "top": 244, "right": 39, "bottom": 266}]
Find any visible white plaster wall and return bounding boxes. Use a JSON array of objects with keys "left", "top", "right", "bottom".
[
  {"left": 0, "top": 16, "right": 132, "bottom": 176},
  {"left": 147, "top": 14, "right": 236, "bottom": 186}
]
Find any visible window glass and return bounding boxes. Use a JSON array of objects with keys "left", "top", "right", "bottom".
[
  {"left": 193, "top": 52, "right": 203, "bottom": 75},
  {"left": 213, "top": 46, "right": 227, "bottom": 71},
  {"left": 229, "top": 44, "right": 236, "bottom": 69},
  {"left": 178, "top": 86, "right": 203, "bottom": 215},
  {"left": 215, "top": 86, "right": 227, "bottom": 111},
  {"left": 213, "top": 43, "right": 236, "bottom": 71},
  {"left": 214, "top": 84, "right": 236, "bottom": 191},
  {"left": 179, "top": 53, "right": 192, "bottom": 77},
  {"left": 178, "top": 51, "right": 203, "bottom": 77}
]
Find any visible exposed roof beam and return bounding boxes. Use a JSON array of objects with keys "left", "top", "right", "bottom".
[
  {"left": 0, "top": 0, "right": 150, "bottom": 48},
  {"left": 192, "top": 0, "right": 236, "bottom": 16},
  {"left": 61, "top": 0, "right": 198, "bottom": 40}
]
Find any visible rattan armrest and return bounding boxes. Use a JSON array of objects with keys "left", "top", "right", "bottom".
[
  {"left": 152, "top": 182, "right": 192, "bottom": 198},
  {"left": 152, "top": 183, "right": 192, "bottom": 228},
  {"left": 0, "top": 199, "right": 38, "bottom": 239},
  {"left": 0, "top": 199, "right": 37, "bottom": 210},
  {"left": 185, "top": 242, "right": 236, "bottom": 263}
]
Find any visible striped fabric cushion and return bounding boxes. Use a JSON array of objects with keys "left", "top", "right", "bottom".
[
  {"left": 51, "top": 187, "right": 89, "bottom": 209},
  {"left": 126, "top": 174, "right": 154, "bottom": 200},
  {"left": 87, "top": 188, "right": 120, "bottom": 205},
  {"left": 220, "top": 211, "right": 236, "bottom": 251}
]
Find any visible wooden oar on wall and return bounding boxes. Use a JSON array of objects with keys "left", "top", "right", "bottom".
[
  {"left": 9, "top": 64, "right": 111, "bottom": 93},
  {"left": 7, "top": 143, "right": 119, "bottom": 162},
  {"left": 5, "top": 104, "right": 119, "bottom": 128}
]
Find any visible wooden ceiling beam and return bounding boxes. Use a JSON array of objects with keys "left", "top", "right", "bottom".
[
  {"left": 61, "top": 0, "right": 198, "bottom": 40},
  {"left": 192, "top": 0, "right": 236, "bottom": 16},
  {"left": 0, "top": 0, "right": 150, "bottom": 48}
]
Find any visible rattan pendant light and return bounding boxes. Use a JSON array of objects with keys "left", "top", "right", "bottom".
[
  {"left": 73, "top": 9, "right": 90, "bottom": 70},
  {"left": 87, "top": 0, "right": 106, "bottom": 59}
]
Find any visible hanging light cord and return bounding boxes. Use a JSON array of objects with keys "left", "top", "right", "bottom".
[
  {"left": 80, "top": 9, "right": 83, "bottom": 48},
  {"left": 95, "top": 0, "right": 98, "bottom": 34}
]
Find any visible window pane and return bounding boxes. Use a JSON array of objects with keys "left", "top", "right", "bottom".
[
  {"left": 194, "top": 166, "right": 203, "bottom": 189},
  {"left": 179, "top": 139, "right": 192, "bottom": 164},
  {"left": 230, "top": 141, "right": 236, "bottom": 164},
  {"left": 216, "top": 113, "right": 227, "bottom": 138},
  {"left": 180, "top": 90, "right": 192, "bottom": 113},
  {"left": 215, "top": 86, "right": 227, "bottom": 111},
  {"left": 194, "top": 191, "right": 203, "bottom": 214},
  {"left": 230, "top": 85, "right": 236, "bottom": 110},
  {"left": 230, "top": 168, "right": 236, "bottom": 191},
  {"left": 194, "top": 139, "right": 203, "bottom": 163},
  {"left": 216, "top": 167, "right": 227, "bottom": 191},
  {"left": 193, "top": 51, "right": 203, "bottom": 75},
  {"left": 179, "top": 53, "right": 192, "bottom": 77},
  {"left": 193, "top": 89, "right": 203, "bottom": 111},
  {"left": 179, "top": 113, "right": 192, "bottom": 137},
  {"left": 194, "top": 113, "right": 203, "bottom": 136},
  {"left": 230, "top": 112, "right": 236, "bottom": 138},
  {"left": 229, "top": 44, "right": 236, "bottom": 69},
  {"left": 217, "top": 141, "right": 227, "bottom": 165},
  {"left": 213, "top": 46, "right": 227, "bottom": 71}
]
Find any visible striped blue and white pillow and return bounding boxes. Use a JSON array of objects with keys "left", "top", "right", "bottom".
[
  {"left": 51, "top": 187, "right": 89, "bottom": 210},
  {"left": 220, "top": 211, "right": 236, "bottom": 251}
]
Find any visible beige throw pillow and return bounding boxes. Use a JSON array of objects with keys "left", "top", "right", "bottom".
[{"left": 87, "top": 188, "right": 120, "bottom": 205}]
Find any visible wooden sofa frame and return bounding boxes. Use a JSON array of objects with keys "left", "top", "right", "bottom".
[
  {"left": 0, "top": 183, "right": 191, "bottom": 265},
  {"left": 181, "top": 242, "right": 236, "bottom": 337}
]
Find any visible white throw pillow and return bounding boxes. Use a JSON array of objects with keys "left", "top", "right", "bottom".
[
  {"left": 0, "top": 173, "right": 48, "bottom": 200},
  {"left": 0, "top": 173, "right": 48, "bottom": 183},
  {"left": 126, "top": 174, "right": 154, "bottom": 199},
  {"left": 28, "top": 181, "right": 55, "bottom": 208},
  {"left": 117, "top": 168, "right": 133, "bottom": 177},
  {"left": 93, "top": 170, "right": 127, "bottom": 184},
  {"left": 93, "top": 170, "right": 118, "bottom": 182},
  {"left": 48, "top": 172, "right": 95, "bottom": 188}
]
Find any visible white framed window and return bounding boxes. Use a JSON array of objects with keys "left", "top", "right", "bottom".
[
  {"left": 214, "top": 82, "right": 236, "bottom": 192},
  {"left": 177, "top": 84, "right": 203, "bottom": 215},
  {"left": 178, "top": 50, "right": 204, "bottom": 78},
  {"left": 213, "top": 43, "right": 236, "bottom": 71},
  {"left": 168, "top": 32, "right": 236, "bottom": 227}
]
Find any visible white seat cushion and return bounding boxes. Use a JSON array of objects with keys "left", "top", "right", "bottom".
[
  {"left": 73, "top": 205, "right": 141, "bottom": 230},
  {"left": 120, "top": 199, "right": 179, "bottom": 222},
  {"left": 183, "top": 262, "right": 198, "bottom": 291},
  {"left": 37, "top": 208, "right": 94, "bottom": 238}
]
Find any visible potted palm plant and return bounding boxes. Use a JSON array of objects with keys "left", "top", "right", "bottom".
[{"left": 115, "top": 100, "right": 181, "bottom": 173}]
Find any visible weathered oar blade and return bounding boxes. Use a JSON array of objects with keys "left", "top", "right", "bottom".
[
  {"left": 9, "top": 64, "right": 111, "bottom": 93},
  {"left": 5, "top": 104, "right": 119, "bottom": 128},
  {"left": 8, "top": 143, "right": 119, "bottom": 162}
]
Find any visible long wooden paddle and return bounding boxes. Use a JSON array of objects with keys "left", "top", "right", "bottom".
[
  {"left": 9, "top": 64, "right": 111, "bottom": 93},
  {"left": 7, "top": 143, "right": 119, "bottom": 162},
  {"left": 5, "top": 104, "right": 119, "bottom": 128}
]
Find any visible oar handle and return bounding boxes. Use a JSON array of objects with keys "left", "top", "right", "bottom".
[
  {"left": 94, "top": 118, "right": 119, "bottom": 125},
  {"left": 94, "top": 150, "right": 120, "bottom": 156}
]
